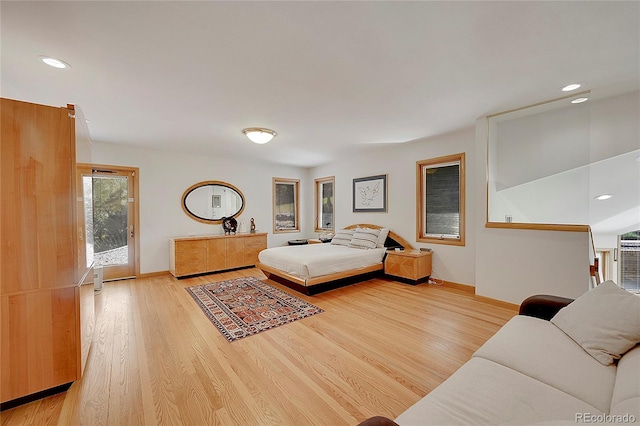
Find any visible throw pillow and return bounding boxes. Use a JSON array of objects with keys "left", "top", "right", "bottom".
[
  {"left": 331, "top": 229, "right": 355, "bottom": 246},
  {"left": 550, "top": 280, "right": 640, "bottom": 365},
  {"left": 377, "top": 228, "right": 390, "bottom": 248},
  {"left": 349, "top": 227, "right": 381, "bottom": 250}
]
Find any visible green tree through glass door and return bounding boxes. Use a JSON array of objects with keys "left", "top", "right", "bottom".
[{"left": 91, "top": 168, "right": 137, "bottom": 280}]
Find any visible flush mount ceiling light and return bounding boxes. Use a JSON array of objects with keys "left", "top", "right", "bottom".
[
  {"left": 38, "top": 56, "right": 71, "bottom": 69},
  {"left": 594, "top": 194, "right": 613, "bottom": 201},
  {"left": 571, "top": 97, "right": 589, "bottom": 104},
  {"left": 242, "top": 128, "right": 276, "bottom": 144},
  {"left": 561, "top": 83, "right": 581, "bottom": 92}
]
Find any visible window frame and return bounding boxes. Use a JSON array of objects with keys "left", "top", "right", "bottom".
[
  {"left": 416, "top": 152, "right": 466, "bottom": 246},
  {"left": 273, "top": 177, "right": 300, "bottom": 233},
  {"left": 314, "top": 176, "right": 335, "bottom": 233}
]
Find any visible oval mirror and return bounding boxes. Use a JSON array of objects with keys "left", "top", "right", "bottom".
[{"left": 181, "top": 181, "right": 245, "bottom": 224}]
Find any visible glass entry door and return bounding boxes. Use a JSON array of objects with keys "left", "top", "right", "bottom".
[{"left": 89, "top": 168, "right": 137, "bottom": 281}]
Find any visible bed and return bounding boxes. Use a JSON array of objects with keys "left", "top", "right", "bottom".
[{"left": 257, "top": 224, "right": 413, "bottom": 295}]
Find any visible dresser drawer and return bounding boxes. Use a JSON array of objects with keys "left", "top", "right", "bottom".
[{"left": 170, "top": 233, "right": 268, "bottom": 278}]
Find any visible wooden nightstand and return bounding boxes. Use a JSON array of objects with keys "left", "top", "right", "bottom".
[{"left": 384, "top": 249, "right": 433, "bottom": 284}]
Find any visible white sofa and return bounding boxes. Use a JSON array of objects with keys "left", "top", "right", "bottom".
[{"left": 361, "top": 281, "right": 640, "bottom": 426}]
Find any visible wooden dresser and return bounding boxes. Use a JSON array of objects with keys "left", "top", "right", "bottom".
[
  {"left": 169, "top": 233, "right": 267, "bottom": 278},
  {"left": 1, "top": 99, "right": 94, "bottom": 407}
]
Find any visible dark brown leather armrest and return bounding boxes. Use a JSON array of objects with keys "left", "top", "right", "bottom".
[
  {"left": 357, "top": 416, "right": 400, "bottom": 426},
  {"left": 519, "top": 295, "right": 574, "bottom": 321}
]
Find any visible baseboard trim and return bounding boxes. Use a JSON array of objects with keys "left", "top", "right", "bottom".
[
  {"left": 0, "top": 382, "right": 73, "bottom": 411},
  {"left": 437, "top": 280, "right": 518, "bottom": 310},
  {"left": 473, "top": 294, "right": 519, "bottom": 311},
  {"left": 138, "top": 270, "right": 170, "bottom": 279},
  {"left": 440, "top": 280, "right": 475, "bottom": 293}
]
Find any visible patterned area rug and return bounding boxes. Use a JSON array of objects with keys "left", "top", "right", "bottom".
[{"left": 186, "top": 276, "right": 324, "bottom": 342}]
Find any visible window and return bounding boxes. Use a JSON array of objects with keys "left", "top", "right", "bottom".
[
  {"left": 417, "top": 153, "right": 465, "bottom": 246},
  {"left": 273, "top": 177, "right": 300, "bottom": 233},
  {"left": 314, "top": 176, "right": 334, "bottom": 232},
  {"left": 619, "top": 231, "right": 639, "bottom": 293}
]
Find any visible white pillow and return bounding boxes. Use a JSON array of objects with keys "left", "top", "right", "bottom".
[
  {"left": 377, "top": 228, "right": 390, "bottom": 248},
  {"left": 349, "top": 227, "right": 381, "bottom": 250},
  {"left": 550, "top": 280, "right": 640, "bottom": 365},
  {"left": 330, "top": 229, "right": 355, "bottom": 246}
]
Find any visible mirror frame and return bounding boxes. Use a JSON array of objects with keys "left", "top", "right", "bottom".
[{"left": 181, "top": 180, "right": 245, "bottom": 224}]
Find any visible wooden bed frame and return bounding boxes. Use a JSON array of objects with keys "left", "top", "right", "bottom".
[{"left": 257, "top": 224, "right": 414, "bottom": 295}]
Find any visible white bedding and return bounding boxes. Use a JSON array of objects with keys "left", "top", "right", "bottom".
[{"left": 258, "top": 243, "right": 386, "bottom": 281}]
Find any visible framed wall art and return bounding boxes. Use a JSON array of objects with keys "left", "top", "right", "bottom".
[{"left": 353, "top": 174, "right": 387, "bottom": 212}]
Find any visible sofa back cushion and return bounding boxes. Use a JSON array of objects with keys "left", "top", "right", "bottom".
[{"left": 473, "top": 315, "right": 617, "bottom": 413}]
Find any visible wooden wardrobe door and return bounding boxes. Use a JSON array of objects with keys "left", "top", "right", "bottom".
[{"left": 1, "top": 98, "right": 80, "bottom": 403}]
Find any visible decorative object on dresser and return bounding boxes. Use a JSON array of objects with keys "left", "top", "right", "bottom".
[
  {"left": 186, "top": 276, "right": 323, "bottom": 342},
  {"left": 169, "top": 232, "right": 267, "bottom": 278},
  {"left": 353, "top": 174, "right": 387, "bottom": 212},
  {"left": 181, "top": 180, "right": 245, "bottom": 224},
  {"left": 1, "top": 98, "right": 95, "bottom": 409},
  {"left": 221, "top": 217, "right": 238, "bottom": 234},
  {"left": 250, "top": 217, "right": 256, "bottom": 233}
]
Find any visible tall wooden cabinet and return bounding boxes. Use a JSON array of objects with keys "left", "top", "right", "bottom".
[
  {"left": 169, "top": 233, "right": 267, "bottom": 278},
  {"left": 1, "top": 98, "right": 94, "bottom": 406}
]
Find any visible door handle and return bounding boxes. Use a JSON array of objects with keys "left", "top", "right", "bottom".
[{"left": 130, "top": 225, "right": 134, "bottom": 238}]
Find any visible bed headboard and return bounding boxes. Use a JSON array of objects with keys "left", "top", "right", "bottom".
[{"left": 344, "top": 224, "right": 414, "bottom": 250}]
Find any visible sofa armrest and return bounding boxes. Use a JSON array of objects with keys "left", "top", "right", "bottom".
[
  {"left": 357, "top": 416, "right": 399, "bottom": 426},
  {"left": 519, "top": 295, "right": 574, "bottom": 321}
]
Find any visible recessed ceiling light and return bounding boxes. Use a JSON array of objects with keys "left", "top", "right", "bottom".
[
  {"left": 594, "top": 194, "right": 613, "bottom": 201},
  {"left": 561, "top": 84, "right": 581, "bottom": 92},
  {"left": 571, "top": 97, "right": 589, "bottom": 104},
  {"left": 39, "top": 56, "right": 71, "bottom": 69}
]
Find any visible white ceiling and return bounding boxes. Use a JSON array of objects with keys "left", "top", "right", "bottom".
[{"left": 2, "top": 1, "right": 638, "bottom": 168}]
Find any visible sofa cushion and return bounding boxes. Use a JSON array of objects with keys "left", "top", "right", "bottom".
[
  {"left": 550, "top": 280, "right": 640, "bottom": 365},
  {"left": 610, "top": 345, "right": 640, "bottom": 417},
  {"left": 611, "top": 399, "right": 640, "bottom": 421},
  {"left": 473, "top": 315, "right": 616, "bottom": 413},
  {"left": 394, "top": 358, "right": 600, "bottom": 426}
]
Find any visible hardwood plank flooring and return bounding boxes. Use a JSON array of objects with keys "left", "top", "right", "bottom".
[{"left": 1, "top": 268, "right": 517, "bottom": 425}]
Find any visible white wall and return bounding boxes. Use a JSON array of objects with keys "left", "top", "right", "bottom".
[
  {"left": 92, "top": 94, "right": 629, "bottom": 304},
  {"left": 92, "top": 142, "right": 309, "bottom": 275},
  {"left": 309, "top": 127, "right": 477, "bottom": 287},
  {"left": 488, "top": 91, "right": 640, "bottom": 231},
  {"left": 476, "top": 90, "right": 639, "bottom": 303},
  {"left": 476, "top": 119, "right": 591, "bottom": 304},
  {"left": 495, "top": 102, "right": 590, "bottom": 190}
]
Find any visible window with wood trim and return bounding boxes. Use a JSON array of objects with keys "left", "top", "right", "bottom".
[
  {"left": 315, "top": 176, "right": 334, "bottom": 232},
  {"left": 417, "top": 153, "right": 465, "bottom": 246},
  {"left": 273, "top": 177, "right": 300, "bottom": 233}
]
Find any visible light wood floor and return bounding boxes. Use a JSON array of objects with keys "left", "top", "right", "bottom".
[{"left": 1, "top": 268, "right": 517, "bottom": 426}]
